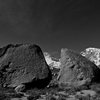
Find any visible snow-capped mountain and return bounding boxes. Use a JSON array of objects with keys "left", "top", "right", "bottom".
[
  {"left": 44, "top": 52, "right": 61, "bottom": 69},
  {"left": 81, "top": 47, "right": 100, "bottom": 66}
]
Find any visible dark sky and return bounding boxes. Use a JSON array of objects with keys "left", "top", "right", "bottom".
[{"left": 0, "top": 0, "right": 100, "bottom": 53}]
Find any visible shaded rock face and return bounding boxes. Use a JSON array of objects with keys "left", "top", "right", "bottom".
[
  {"left": 57, "top": 48, "right": 100, "bottom": 88},
  {"left": 0, "top": 44, "right": 51, "bottom": 89}
]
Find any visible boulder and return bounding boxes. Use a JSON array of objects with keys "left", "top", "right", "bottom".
[
  {"left": 76, "top": 90, "right": 96, "bottom": 97},
  {"left": 57, "top": 48, "right": 100, "bottom": 88},
  {"left": 0, "top": 44, "right": 52, "bottom": 90}
]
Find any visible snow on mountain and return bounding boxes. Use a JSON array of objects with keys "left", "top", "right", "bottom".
[
  {"left": 44, "top": 52, "right": 61, "bottom": 69},
  {"left": 81, "top": 47, "right": 100, "bottom": 66}
]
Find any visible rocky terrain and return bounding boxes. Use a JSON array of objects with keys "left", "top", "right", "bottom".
[{"left": 0, "top": 45, "right": 100, "bottom": 100}]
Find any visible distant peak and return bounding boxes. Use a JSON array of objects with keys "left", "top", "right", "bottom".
[
  {"left": 44, "top": 52, "right": 61, "bottom": 69},
  {"left": 81, "top": 47, "right": 100, "bottom": 66}
]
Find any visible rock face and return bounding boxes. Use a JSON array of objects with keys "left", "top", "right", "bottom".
[
  {"left": 81, "top": 47, "right": 100, "bottom": 67},
  {"left": 57, "top": 48, "right": 100, "bottom": 88},
  {"left": 0, "top": 44, "right": 51, "bottom": 89}
]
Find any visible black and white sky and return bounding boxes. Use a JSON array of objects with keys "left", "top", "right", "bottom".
[{"left": 0, "top": 0, "right": 100, "bottom": 53}]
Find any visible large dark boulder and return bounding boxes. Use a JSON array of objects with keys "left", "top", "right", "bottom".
[
  {"left": 57, "top": 48, "right": 100, "bottom": 88},
  {"left": 0, "top": 44, "right": 52, "bottom": 90}
]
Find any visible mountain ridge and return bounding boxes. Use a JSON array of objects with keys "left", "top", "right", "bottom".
[
  {"left": 44, "top": 52, "right": 61, "bottom": 69},
  {"left": 81, "top": 47, "right": 100, "bottom": 66},
  {"left": 44, "top": 47, "right": 100, "bottom": 69}
]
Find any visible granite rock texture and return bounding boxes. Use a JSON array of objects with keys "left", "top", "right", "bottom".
[
  {"left": 57, "top": 48, "right": 100, "bottom": 88},
  {"left": 0, "top": 44, "right": 52, "bottom": 90}
]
